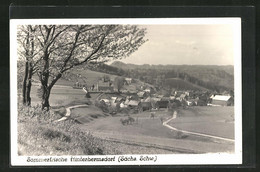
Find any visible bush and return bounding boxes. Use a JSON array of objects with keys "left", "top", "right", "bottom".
[
  {"left": 94, "top": 100, "right": 109, "bottom": 113},
  {"left": 18, "top": 104, "right": 59, "bottom": 123},
  {"left": 120, "top": 116, "right": 135, "bottom": 125},
  {"left": 42, "top": 129, "right": 71, "bottom": 142},
  {"left": 118, "top": 107, "right": 130, "bottom": 114},
  {"left": 175, "top": 131, "right": 188, "bottom": 139}
]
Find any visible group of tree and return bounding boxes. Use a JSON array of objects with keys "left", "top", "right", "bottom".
[
  {"left": 110, "top": 67, "right": 233, "bottom": 93},
  {"left": 17, "top": 24, "right": 147, "bottom": 110},
  {"left": 87, "top": 62, "right": 126, "bottom": 76}
]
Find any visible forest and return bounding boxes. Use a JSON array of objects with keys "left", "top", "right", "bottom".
[{"left": 87, "top": 61, "right": 234, "bottom": 93}]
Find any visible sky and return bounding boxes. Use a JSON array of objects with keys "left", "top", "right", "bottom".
[{"left": 109, "top": 24, "right": 235, "bottom": 65}]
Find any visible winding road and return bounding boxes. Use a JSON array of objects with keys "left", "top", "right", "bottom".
[
  {"left": 54, "top": 104, "right": 88, "bottom": 122},
  {"left": 163, "top": 111, "right": 235, "bottom": 142},
  {"left": 55, "top": 105, "right": 234, "bottom": 153}
]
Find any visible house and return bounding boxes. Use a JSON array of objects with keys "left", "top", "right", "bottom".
[
  {"left": 157, "top": 95, "right": 164, "bottom": 99},
  {"left": 144, "top": 96, "right": 152, "bottom": 102},
  {"left": 137, "top": 91, "right": 148, "bottom": 99},
  {"left": 179, "top": 94, "right": 188, "bottom": 101},
  {"left": 144, "top": 88, "right": 151, "bottom": 93},
  {"left": 144, "top": 86, "right": 156, "bottom": 94},
  {"left": 125, "top": 100, "right": 142, "bottom": 112},
  {"left": 125, "top": 100, "right": 141, "bottom": 107},
  {"left": 174, "top": 91, "right": 183, "bottom": 97},
  {"left": 161, "top": 97, "right": 170, "bottom": 101},
  {"left": 96, "top": 81, "right": 113, "bottom": 92},
  {"left": 169, "top": 96, "right": 176, "bottom": 100},
  {"left": 115, "top": 97, "right": 125, "bottom": 103},
  {"left": 211, "top": 95, "right": 234, "bottom": 106},
  {"left": 125, "top": 78, "right": 132, "bottom": 85},
  {"left": 185, "top": 91, "right": 190, "bottom": 96},
  {"left": 186, "top": 99, "right": 196, "bottom": 106}
]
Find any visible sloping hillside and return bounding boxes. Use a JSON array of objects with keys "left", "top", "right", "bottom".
[
  {"left": 59, "top": 68, "right": 119, "bottom": 87},
  {"left": 110, "top": 61, "right": 234, "bottom": 91},
  {"left": 164, "top": 78, "right": 208, "bottom": 91}
]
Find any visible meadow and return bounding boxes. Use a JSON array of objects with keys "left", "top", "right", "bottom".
[
  {"left": 73, "top": 107, "right": 234, "bottom": 153},
  {"left": 168, "top": 106, "right": 234, "bottom": 139},
  {"left": 17, "top": 78, "right": 235, "bottom": 155}
]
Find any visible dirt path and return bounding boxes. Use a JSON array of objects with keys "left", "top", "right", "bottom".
[
  {"left": 58, "top": 105, "right": 234, "bottom": 153},
  {"left": 54, "top": 104, "right": 88, "bottom": 122},
  {"left": 163, "top": 111, "right": 235, "bottom": 142}
]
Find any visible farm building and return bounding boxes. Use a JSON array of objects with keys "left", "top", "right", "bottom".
[{"left": 211, "top": 95, "right": 234, "bottom": 106}]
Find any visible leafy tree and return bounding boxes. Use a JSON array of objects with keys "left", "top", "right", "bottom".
[
  {"left": 17, "top": 25, "right": 42, "bottom": 106},
  {"left": 103, "top": 75, "right": 110, "bottom": 82},
  {"left": 20, "top": 25, "right": 146, "bottom": 110},
  {"left": 113, "top": 76, "right": 125, "bottom": 92}
]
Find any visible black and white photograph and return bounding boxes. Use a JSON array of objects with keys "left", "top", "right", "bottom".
[{"left": 10, "top": 18, "right": 242, "bottom": 166}]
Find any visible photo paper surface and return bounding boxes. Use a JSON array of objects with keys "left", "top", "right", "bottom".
[{"left": 10, "top": 18, "right": 242, "bottom": 166}]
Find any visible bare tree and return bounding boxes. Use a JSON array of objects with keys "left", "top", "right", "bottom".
[
  {"left": 17, "top": 25, "right": 42, "bottom": 106},
  {"left": 26, "top": 24, "right": 147, "bottom": 110}
]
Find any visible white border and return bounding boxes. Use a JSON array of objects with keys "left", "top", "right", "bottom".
[{"left": 10, "top": 18, "right": 242, "bottom": 166}]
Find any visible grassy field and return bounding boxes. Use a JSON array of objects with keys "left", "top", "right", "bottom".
[
  {"left": 58, "top": 68, "right": 119, "bottom": 87},
  {"left": 71, "top": 107, "right": 234, "bottom": 153},
  {"left": 168, "top": 106, "right": 234, "bottom": 139},
  {"left": 76, "top": 109, "right": 210, "bottom": 142},
  {"left": 17, "top": 73, "right": 234, "bottom": 154},
  {"left": 17, "top": 86, "right": 183, "bottom": 155},
  {"left": 19, "top": 85, "right": 95, "bottom": 107},
  {"left": 17, "top": 104, "right": 181, "bottom": 155}
]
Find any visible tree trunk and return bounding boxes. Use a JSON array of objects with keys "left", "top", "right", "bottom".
[
  {"left": 25, "top": 63, "right": 33, "bottom": 106},
  {"left": 22, "top": 61, "right": 29, "bottom": 105},
  {"left": 40, "top": 70, "right": 62, "bottom": 110},
  {"left": 41, "top": 86, "right": 50, "bottom": 110},
  {"left": 40, "top": 49, "right": 50, "bottom": 110}
]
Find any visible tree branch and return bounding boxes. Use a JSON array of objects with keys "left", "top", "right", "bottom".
[
  {"left": 60, "top": 28, "right": 81, "bottom": 70},
  {"left": 61, "top": 33, "right": 107, "bottom": 73},
  {"left": 39, "top": 26, "right": 45, "bottom": 41},
  {"left": 48, "top": 25, "right": 71, "bottom": 47}
]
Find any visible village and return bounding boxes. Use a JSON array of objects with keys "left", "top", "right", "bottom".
[
  {"left": 73, "top": 74, "right": 234, "bottom": 116},
  {"left": 14, "top": 22, "right": 238, "bottom": 160}
]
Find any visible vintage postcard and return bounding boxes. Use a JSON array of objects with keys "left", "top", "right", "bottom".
[{"left": 10, "top": 18, "right": 242, "bottom": 166}]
